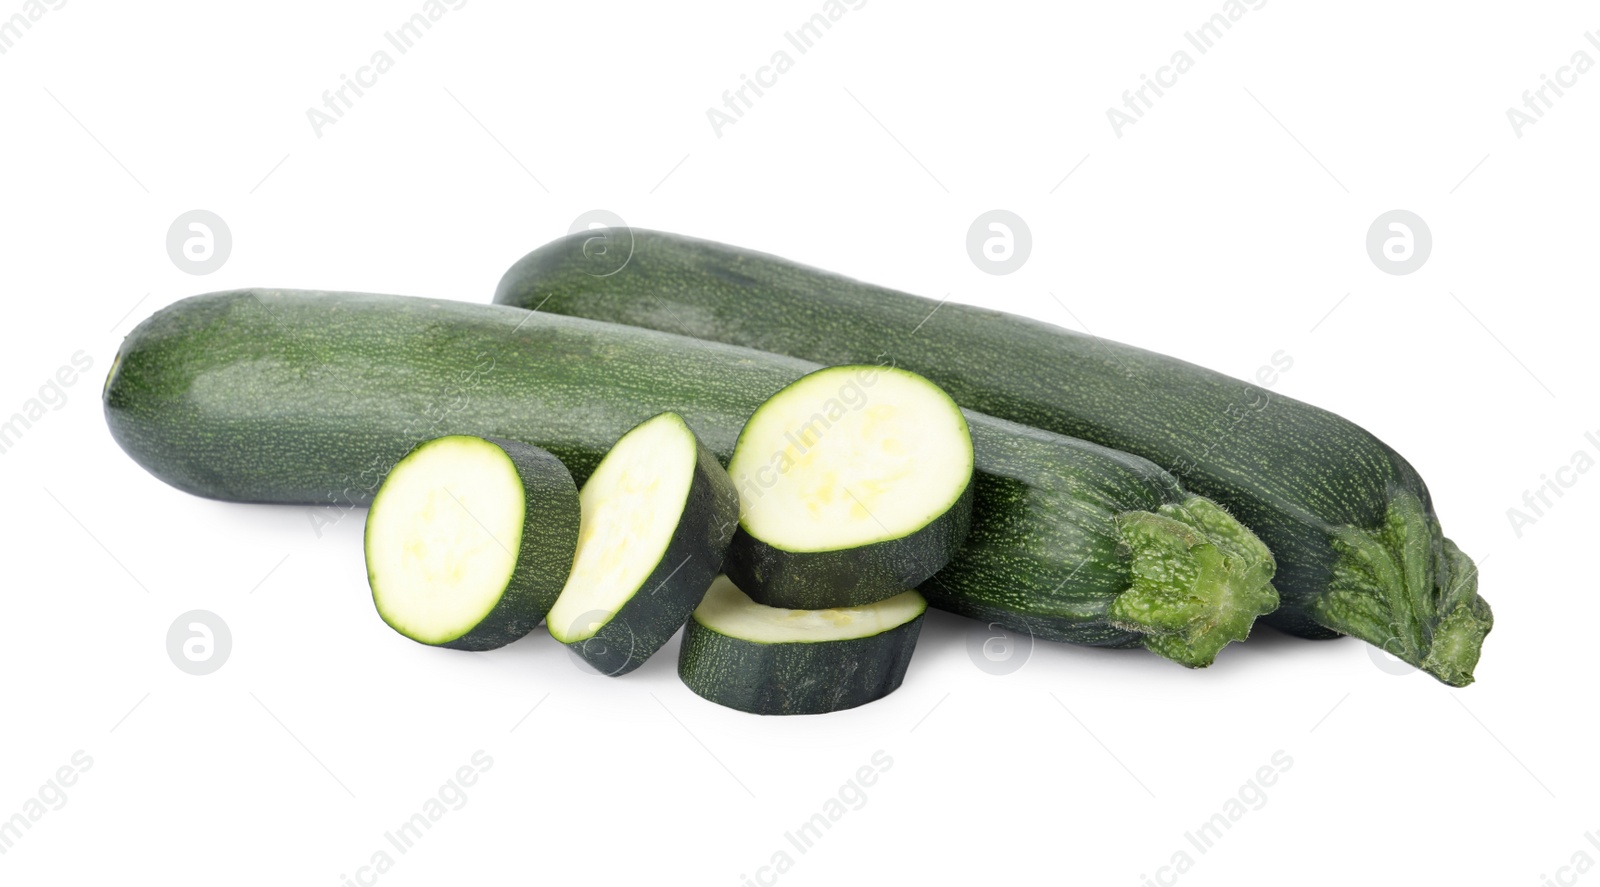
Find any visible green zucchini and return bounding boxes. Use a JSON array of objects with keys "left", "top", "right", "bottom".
[
  {"left": 725, "top": 364, "right": 973, "bottom": 609},
  {"left": 678, "top": 576, "right": 925, "bottom": 715},
  {"left": 494, "top": 230, "right": 1490, "bottom": 686},
  {"left": 548, "top": 412, "right": 739, "bottom": 676},
  {"left": 104, "top": 289, "right": 1276, "bottom": 668},
  {"left": 365, "top": 435, "right": 580, "bottom": 650}
]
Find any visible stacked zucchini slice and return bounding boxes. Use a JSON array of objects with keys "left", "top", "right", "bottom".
[{"left": 679, "top": 577, "right": 927, "bottom": 715}]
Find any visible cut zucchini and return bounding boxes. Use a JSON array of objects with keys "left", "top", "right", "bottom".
[
  {"left": 678, "top": 577, "right": 925, "bottom": 715},
  {"left": 548, "top": 412, "right": 740, "bottom": 676},
  {"left": 725, "top": 364, "right": 973, "bottom": 609},
  {"left": 365, "top": 435, "right": 579, "bottom": 651}
]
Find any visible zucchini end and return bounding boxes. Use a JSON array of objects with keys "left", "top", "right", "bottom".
[
  {"left": 1108, "top": 496, "right": 1280, "bottom": 668},
  {"left": 1315, "top": 490, "right": 1491, "bottom": 687}
]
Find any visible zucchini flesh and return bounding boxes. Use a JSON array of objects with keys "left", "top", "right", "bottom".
[
  {"left": 104, "top": 290, "right": 1275, "bottom": 668},
  {"left": 548, "top": 412, "right": 739, "bottom": 676},
  {"left": 677, "top": 576, "right": 925, "bottom": 715},
  {"left": 726, "top": 364, "right": 973, "bottom": 609},
  {"left": 365, "top": 435, "right": 579, "bottom": 650},
  {"left": 494, "top": 230, "right": 1490, "bottom": 686}
]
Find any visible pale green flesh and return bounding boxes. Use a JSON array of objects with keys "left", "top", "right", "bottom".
[
  {"left": 547, "top": 413, "right": 697, "bottom": 643},
  {"left": 367, "top": 436, "right": 525, "bottom": 644},
  {"left": 693, "top": 576, "right": 926, "bottom": 644},
  {"left": 727, "top": 365, "right": 972, "bottom": 553}
]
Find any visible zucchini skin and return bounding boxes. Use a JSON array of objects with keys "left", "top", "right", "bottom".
[
  {"left": 494, "top": 231, "right": 1491, "bottom": 685},
  {"left": 677, "top": 595, "right": 926, "bottom": 715},
  {"left": 366, "top": 436, "right": 581, "bottom": 652},
  {"left": 105, "top": 290, "right": 1274, "bottom": 666},
  {"left": 559, "top": 421, "right": 740, "bottom": 676},
  {"left": 104, "top": 290, "right": 769, "bottom": 498}
]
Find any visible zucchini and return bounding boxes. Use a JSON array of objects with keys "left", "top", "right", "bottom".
[
  {"left": 726, "top": 364, "right": 973, "bottom": 609},
  {"left": 104, "top": 290, "right": 1276, "bottom": 668},
  {"left": 365, "top": 435, "right": 580, "bottom": 650},
  {"left": 547, "top": 412, "right": 739, "bottom": 676},
  {"left": 677, "top": 576, "right": 925, "bottom": 715},
  {"left": 494, "top": 230, "right": 1491, "bottom": 686}
]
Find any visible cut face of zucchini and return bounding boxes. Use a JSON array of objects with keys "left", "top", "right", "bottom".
[
  {"left": 548, "top": 412, "right": 740, "bottom": 676},
  {"left": 678, "top": 577, "right": 926, "bottom": 715},
  {"left": 366, "top": 436, "right": 580, "bottom": 650},
  {"left": 725, "top": 364, "right": 973, "bottom": 609}
]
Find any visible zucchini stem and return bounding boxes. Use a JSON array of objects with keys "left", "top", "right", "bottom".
[
  {"left": 1108, "top": 497, "right": 1280, "bottom": 668},
  {"left": 1315, "top": 488, "right": 1491, "bottom": 686}
]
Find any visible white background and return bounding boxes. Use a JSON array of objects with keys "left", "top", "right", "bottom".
[{"left": 1, "top": 1, "right": 1594, "bottom": 883}]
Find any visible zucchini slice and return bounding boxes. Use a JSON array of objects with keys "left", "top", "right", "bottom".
[
  {"left": 547, "top": 412, "right": 740, "bottom": 676},
  {"left": 678, "top": 577, "right": 925, "bottom": 715},
  {"left": 365, "top": 435, "right": 579, "bottom": 650},
  {"left": 725, "top": 365, "right": 974, "bottom": 609}
]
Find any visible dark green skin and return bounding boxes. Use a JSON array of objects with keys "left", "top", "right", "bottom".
[
  {"left": 367, "top": 436, "right": 580, "bottom": 651},
  {"left": 494, "top": 230, "right": 1492, "bottom": 685},
  {"left": 560, "top": 422, "right": 741, "bottom": 676},
  {"left": 104, "top": 289, "right": 1271, "bottom": 666},
  {"left": 727, "top": 468, "right": 973, "bottom": 611},
  {"left": 678, "top": 609, "right": 924, "bottom": 715},
  {"left": 105, "top": 290, "right": 777, "bottom": 499}
]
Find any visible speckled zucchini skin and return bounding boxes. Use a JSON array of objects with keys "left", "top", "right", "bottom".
[{"left": 103, "top": 289, "right": 778, "bottom": 500}]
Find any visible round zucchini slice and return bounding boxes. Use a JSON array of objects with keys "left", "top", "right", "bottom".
[
  {"left": 678, "top": 576, "right": 926, "bottom": 715},
  {"left": 725, "top": 364, "right": 973, "bottom": 609},
  {"left": 365, "top": 435, "right": 580, "bottom": 651},
  {"left": 547, "top": 412, "right": 740, "bottom": 676}
]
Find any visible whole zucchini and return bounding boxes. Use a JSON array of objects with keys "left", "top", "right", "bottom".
[
  {"left": 105, "top": 290, "right": 1276, "bottom": 668},
  {"left": 494, "top": 230, "right": 1491, "bottom": 686}
]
